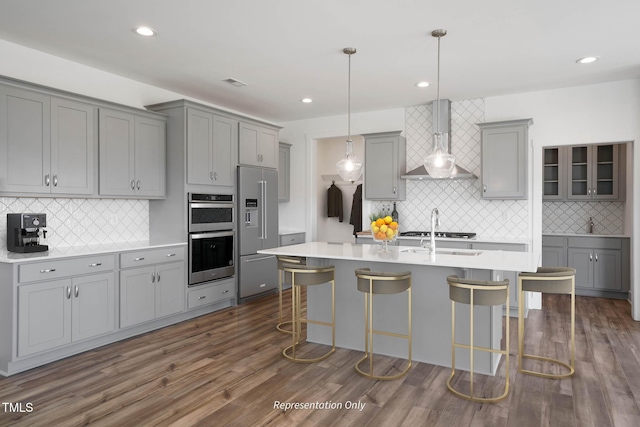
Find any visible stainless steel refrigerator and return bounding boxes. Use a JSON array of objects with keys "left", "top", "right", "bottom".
[{"left": 237, "top": 165, "right": 279, "bottom": 302}]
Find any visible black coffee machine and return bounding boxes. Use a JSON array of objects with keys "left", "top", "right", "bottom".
[{"left": 7, "top": 213, "right": 49, "bottom": 253}]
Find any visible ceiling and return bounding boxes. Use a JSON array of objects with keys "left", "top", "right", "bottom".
[{"left": 0, "top": 0, "right": 638, "bottom": 123}]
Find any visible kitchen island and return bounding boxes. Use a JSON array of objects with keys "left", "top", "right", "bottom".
[{"left": 259, "top": 241, "right": 539, "bottom": 375}]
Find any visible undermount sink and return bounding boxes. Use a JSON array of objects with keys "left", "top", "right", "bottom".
[{"left": 400, "top": 248, "right": 482, "bottom": 256}]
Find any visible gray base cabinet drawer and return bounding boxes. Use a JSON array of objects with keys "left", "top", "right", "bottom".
[
  {"left": 188, "top": 280, "right": 235, "bottom": 309},
  {"left": 120, "top": 247, "right": 185, "bottom": 269},
  {"left": 19, "top": 255, "right": 115, "bottom": 283},
  {"left": 279, "top": 232, "right": 305, "bottom": 246}
]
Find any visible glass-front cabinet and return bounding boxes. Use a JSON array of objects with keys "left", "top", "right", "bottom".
[
  {"left": 542, "top": 147, "right": 564, "bottom": 200},
  {"left": 568, "top": 144, "right": 618, "bottom": 200}
]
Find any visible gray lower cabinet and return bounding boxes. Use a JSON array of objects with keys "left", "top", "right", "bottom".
[
  {"left": 187, "top": 278, "right": 235, "bottom": 310},
  {"left": 99, "top": 108, "right": 166, "bottom": 198},
  {"left": 239, "top": 121, "right": 278, "bottom": 168},
  {"left": 0, "top": 85, "right": 95, "bottom": 195},
  {"left": 542, "top": 235, "right": 629, "bottom": 299},
  {"left": 17, "top": 272, "right": 115, "bottom": 357},
  {"left": 363, "top": 131, "right": 406, "bottom": 200},
  {"left": 119, "top": 248, "right": 186, "bottom": 328},
  {"left": 278, "top": 142, "right": 291, "bottom": 202},
  {"left": 186, "top": 108, "right": 236, "bottom": 187},
  {"left": 477, "top": 119, "right": 532, "bottom": 199}
]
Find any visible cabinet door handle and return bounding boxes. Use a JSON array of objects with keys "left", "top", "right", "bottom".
[
  {"left": 589, "top": 253, "right": 593, "bottom": 261},
  {"left": 593, "top": 188, "right": 597, "bottom": 195},
  {"left": 53, "top": 175, "right": 58, "bottom": 186},
  {"left": 134, "top": 257, "right": 145, "bottom": 261},
  {"left": 45, "top": 174, "right": 50, "bottom": 186},
  {"left": 66, "top": 286, "right": 71, "bottom": 299},
  {"left": 151, "top": 272, "right": 156, "bottom": 283},
  {"left": 74, "top": 286, "right": 79, "bottom": 298},
  {"left": 136, "top": 180, "right": 141, "bottom": 190},
  {"left": 587, "top": 188, "right": 591, "bottom": 196},
  {"left": 393, "top": 187, "right": 397, "bottom": 194},
  {"left": 213, "top": 172, "right": 218, "bottom": 180},
  {"left": 198, "top": 295, "right": 207, "bottom": 300},
  {"left": 595, "top": 253, "right": 598, "bottom": 262},
  {"left": 157, "top": 272, "right": 161, "bottom": 282},
  {"left": 131, "top": 180, "right": 135, "bottom": 190},
  {"left": 210, "top": 171, "right": 214, "bottom": 180},
  {"left": 483, "top": 185, "right": 487, "bottom": 193},
  {"left": 166, "top": 253, "right": 176, "bottom": 257},
  {"left": 40, "top": 268, "right": 56, "bottom": 273},
  {"left": 221, "top": 289, "right": 229, "bottom": 294},
  {"left": 88, "top": 263, "right": 102, "bottom": 267}
]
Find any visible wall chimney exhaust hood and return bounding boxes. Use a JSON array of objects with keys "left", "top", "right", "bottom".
[{"left": 401, "top": 99, "right": 477, "bottom": 180}]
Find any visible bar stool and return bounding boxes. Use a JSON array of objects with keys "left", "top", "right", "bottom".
[
  {"left": 281, "top": 263, "right": 335, "bottom": 363},
  {"left": 276, "top": 255, "right": 306, "bottom": 334},
  {"left": 518, "top": 267, "right": 576, "bottom": 379},
  {"left": 447, "top": 275, "right": 510, "bottom": 402},
  {"left": 354, "top": 268, "right": 412, "bottom": 380}
]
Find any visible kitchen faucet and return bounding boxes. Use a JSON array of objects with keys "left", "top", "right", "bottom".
[{"left": 430, "top": 208, "right": 440, "bottom": 255}]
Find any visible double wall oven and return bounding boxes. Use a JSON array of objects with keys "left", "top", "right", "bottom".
[{"left": 188, "top": 193, "right": 235, "bottom": 286}]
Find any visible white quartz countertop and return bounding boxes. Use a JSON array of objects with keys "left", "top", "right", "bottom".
[
  {"left": 259, "top": 241, "right": 540, "bottom": 272},
  {"left": 0, "top": 241, "right": 187, "bottom": 264},
  {"left": 543, "top": 233, "right": 630, "bottom": 238},
  {"left": 357, "top": 234, "right": 530, "bottom": 245}
]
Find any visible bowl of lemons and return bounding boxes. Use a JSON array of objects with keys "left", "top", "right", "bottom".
[{"left": 370, "top": 213, "right": 399, "bottom": 251}]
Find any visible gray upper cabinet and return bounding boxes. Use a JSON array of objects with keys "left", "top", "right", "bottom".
[
  {"left": 0, "top": 86, "right": 95, "bottom": 195},
  {"left": 187, "top": 108, "right": 236, "bottom": 187},
  {"left": 567, "top": 144, "right": 621, "bottom": 201},
  {"left": 278, "top": 142, "right": 291, "bottom": 202},
  {"left": 0, "top": 85, "right": 51, "bottom": 193},
  {"left": 478, "top": 119, "right": 532, "bottom": 199},
  {"left": 99, "top": 108, "right": 165, "bottom": 198},
  {"left": 239, "top": 121, "right": 278, "bottom": 169},
  {"left": 542, "top": 146, "right": 565, "bottom": 200},
  {"left": 363, "top": 130, "right": 406, "bottom": 200}
]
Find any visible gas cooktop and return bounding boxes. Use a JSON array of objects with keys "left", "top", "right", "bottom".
[{"left": 400, "top": 231, "right": 476, "bottom": 239}]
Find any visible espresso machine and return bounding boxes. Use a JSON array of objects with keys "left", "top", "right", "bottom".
[{"left": 7, "top": 213, "right": 49, "bottom": 253}]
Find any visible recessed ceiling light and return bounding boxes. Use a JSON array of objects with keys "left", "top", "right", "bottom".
[
  {"left": 134, "top": 26, "right": 156, "bottom": 37},
  {"left": 576, "top": 56, "right": 598, "bottom": 64},
  {"left": 301, "top": 98, "right": 313, "bottom": 103},
  {"left": 416, "top": 81, "right": 430, "bottom": 88}
]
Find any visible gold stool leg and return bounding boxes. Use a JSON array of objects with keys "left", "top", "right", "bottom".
[
  {"left": 282, "top": 275, "right": 335, "bottom": 364},
  {"left": 355, "top": 278, "right": 412, "bottom": 380},
  {"left": 518, "top": 276, "right": 575, "bottom": 379},
  {"left": 276, "top": 269, "right": 294, "bottom": 334}
]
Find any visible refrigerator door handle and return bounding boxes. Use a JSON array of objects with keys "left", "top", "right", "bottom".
[{"left": 259, "top": 180, "right": 267, "bottom": 240}]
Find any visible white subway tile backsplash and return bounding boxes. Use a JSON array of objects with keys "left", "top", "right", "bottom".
[
  {"left": 542, "top": 201, "right": 624, "bottom": 234},
  {"left": 1, "top": 197, "right": 149, "bottom": 249}
]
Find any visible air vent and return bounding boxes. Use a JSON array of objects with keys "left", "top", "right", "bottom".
[{"left": 222, "top": 78, "right": 248, "bottom": 87}]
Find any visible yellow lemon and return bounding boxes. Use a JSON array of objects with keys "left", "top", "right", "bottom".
[
  {"left": 386, "top": 228, "right": 394, "bottom": 237},
  {"left": 372, "top": 226, "right": 380, "bottom": 233},
  {"left": 384, "top": 216, "right": 393, "bottom": 224},
  {"left": 380, "top": 224, "right": 388, "bottom": 233}
]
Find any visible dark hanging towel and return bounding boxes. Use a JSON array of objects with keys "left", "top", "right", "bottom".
[
  {"left": 349, "top": 184, "right": 363, "bottom": 235},
  {"left": 327, "top": 182, "right": 344, "bottom": 222}
]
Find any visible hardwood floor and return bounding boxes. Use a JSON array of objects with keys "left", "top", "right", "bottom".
[{"left": 1, "top": 291, "right": 640, "bottom": 426}]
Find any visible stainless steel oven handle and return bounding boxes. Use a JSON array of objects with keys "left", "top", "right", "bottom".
[
  {"left": 189, "top": 202, "right": 234, "bottom": 209},
  {"left": 190, "top": 230, "right": 234, "bottom": 239},
  {"left": 263, "top": 181, "right": 268, "bottom": 240},
  {"left": 244, "top": 255, "right": 275, "bottom": 263}
]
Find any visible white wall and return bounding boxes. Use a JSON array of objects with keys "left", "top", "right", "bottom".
[{"left": 485, "top": 79, "right": 640, "bottom": 319}]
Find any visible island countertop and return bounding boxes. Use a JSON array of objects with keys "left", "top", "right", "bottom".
[{"left": 258, "top": 241, "right": 540, "bottom": 273}]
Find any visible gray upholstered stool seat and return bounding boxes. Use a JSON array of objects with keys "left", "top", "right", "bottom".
[
  {"left": 518, "top": 267, "right": 576, "bottom": 379},
  {"left": 447, "top": 275, "right": 510, "bottom": 402},
  {"left": 281, "top": 263, "right": 335, "bottom": 363},
  {"left": 276, "top": 255, "right": 306, "bottom": 334},
  {"left": 354, "top": 268, "right": 412, "bottom": 380}
]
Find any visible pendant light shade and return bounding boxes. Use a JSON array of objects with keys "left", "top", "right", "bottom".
[
  {"left": 424, "top": 29, "right": 456, "bottom": 179},
  {"left": 336, "top": 47, "right": 363, "bottom": 183}
]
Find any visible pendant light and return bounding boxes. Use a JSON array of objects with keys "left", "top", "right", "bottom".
[
  {"left": 424, "top": 29, "right": 455, "bottom": 179},
  {"left": 336, "top": 47, "right": 363, "bottom": 183}
]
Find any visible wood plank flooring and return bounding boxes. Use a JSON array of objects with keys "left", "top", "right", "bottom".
[{"left": 1, "top": 292, "right": 640, "bottom": 426}]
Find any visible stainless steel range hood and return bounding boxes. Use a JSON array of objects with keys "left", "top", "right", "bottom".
[{"left": 401, "top": 99, "right": 477, "bottom": 180}]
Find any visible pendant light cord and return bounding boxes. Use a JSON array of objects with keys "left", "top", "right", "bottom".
[
  {"left": 436, "top": 33, "right": 440, "bottom": 135},
  {"left": 347, "top": 50, "right": 352, "bottom": 143}
]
